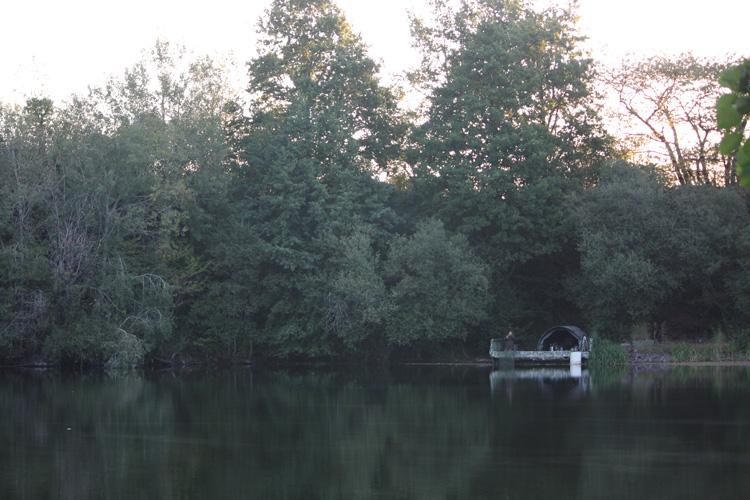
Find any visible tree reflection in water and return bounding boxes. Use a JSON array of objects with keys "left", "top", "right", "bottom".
[{"left": 1, "top": 365, "right": 749, "bottom": 500}]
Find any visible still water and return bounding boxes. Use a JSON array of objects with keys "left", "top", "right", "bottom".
[{"left": 1, "top": 364, "right": 750, "bottom": 500}]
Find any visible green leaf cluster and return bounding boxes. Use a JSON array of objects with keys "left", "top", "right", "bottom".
[{"left": 717, "top": 59, "right": 750, "bottom": 185}]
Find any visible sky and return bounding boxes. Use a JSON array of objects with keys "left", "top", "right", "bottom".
[{"left": 2, "top": 0, "right": 748, "bottom": 105}]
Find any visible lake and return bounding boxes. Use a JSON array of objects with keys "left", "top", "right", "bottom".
[{"left": 1, "top": 364, "right": 749, "bottom": 499}]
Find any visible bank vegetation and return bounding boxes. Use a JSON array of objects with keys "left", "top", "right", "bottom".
[{"left": 1, "top": 0, "right": 749, "bottom": 367}]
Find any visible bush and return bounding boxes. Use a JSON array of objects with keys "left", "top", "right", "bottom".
[{"left": 104, "top": 331, "right": 149, "bottom": 369}]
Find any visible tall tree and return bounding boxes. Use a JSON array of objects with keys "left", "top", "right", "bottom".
[
  {"left": 603, "top": 53, "right": 734, "bottom": 186},
  {"left": 0, "top": 98, "right": 57, "bottom": 359},
  {"left": 248, "top": 0, "right": 407, "bottom": 176},
  {"left": 407, "top": 0, "right": 609, "bottom": 331},
  {"left": 194, "top": 0, "right": 408, "bottom": 358},
  {"left": 65, "top": 41, "right": 237, "bottom": 364}
]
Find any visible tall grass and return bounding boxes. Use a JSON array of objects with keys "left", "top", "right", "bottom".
[
  {"left": 589, "top": 336, "right": 629, "bottom": 367},
  {"left": 671, "top": 341, "right": 699, "bottom": 363},
  {"left": 728, "top": 327, "right": 750, "bottom": 360}
]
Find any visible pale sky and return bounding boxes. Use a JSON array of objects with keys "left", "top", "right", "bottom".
[{"left": 1, "top": 0, "right": 748, "bottom": 105}]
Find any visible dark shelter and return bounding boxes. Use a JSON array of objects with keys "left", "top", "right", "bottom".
[{"left": 536, "top": 326, "right": 588, "bottom": 351}]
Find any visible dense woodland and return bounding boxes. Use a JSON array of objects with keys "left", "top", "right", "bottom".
[{"left": 1, "top": 0, "right": 749, "bottom": 367}]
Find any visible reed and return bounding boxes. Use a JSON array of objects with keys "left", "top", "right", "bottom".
[
  {"left": 671, "top": 341, "right": 699, "bottom": 363},
  {"left": 589, "top": 336, "right": 629, "bottom": 366}
]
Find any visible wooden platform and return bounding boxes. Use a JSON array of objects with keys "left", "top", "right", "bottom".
[{"left": 490, "top": 339, "right": 589, "bottom": 366}]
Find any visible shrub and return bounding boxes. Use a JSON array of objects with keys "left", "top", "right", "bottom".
[{"left": 104, "top": 331, "right": 149, "bottom": 369}]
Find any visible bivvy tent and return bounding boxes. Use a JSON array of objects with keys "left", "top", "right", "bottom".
[{"left": 536, "top": 326, "right": 588, "bottom": 352}]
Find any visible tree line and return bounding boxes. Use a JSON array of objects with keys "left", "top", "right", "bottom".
[{"left": 1, "top": 0, "right": 749, "bottom": 367}]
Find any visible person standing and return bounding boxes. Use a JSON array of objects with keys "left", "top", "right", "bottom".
[{"left": 504, "top": 328, "right": 516, "bottom": 351}]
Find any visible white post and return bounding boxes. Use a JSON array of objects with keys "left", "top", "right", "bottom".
[{"left": 570, "top": 351, "right": 582, "bottom": 366}]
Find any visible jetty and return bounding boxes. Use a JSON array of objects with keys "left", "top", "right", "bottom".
[{"left": 490, "top": 326, "right": 590, "bottom": 366}]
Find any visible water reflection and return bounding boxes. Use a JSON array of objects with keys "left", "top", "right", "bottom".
[
  {"left": 1, "top": 365, "right": 750, "bottom": 499},
  {"left": 490, "top": 366, "right": 591, "bottom": 403}
]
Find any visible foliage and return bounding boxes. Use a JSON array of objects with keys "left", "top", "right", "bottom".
[
  {"left": 660, "top": 339, "right": 740, "bottom": 363},
  {"left": 588, "top": 336, "right": 629, "bottom": 366},
  {"left": 570, "top": 161, "right": 750, "bottom": 339},
  {"left": 186, "top": 0, "right": 409, "bottom": 359},
  {"left": 104, "top": 330, "right": 149, "bottom": 369},
  {"left": 0, "top": 41, "right": 234, "bottom": 365},
  {"left": 408, "top": 0, "right": 608, "bottom": 252},
  {"left": 5, "top": 6, "right": 750, "bottom": 365},
  {"left": 383, "top": 218, "right": 490, "bottom": 347},
  {"left": 717, "top": 58, "right": 750, "bottom": 186},
  {"left": 728, "top": 326, "right": 750, "bottom": 358},
  {"left": 248, "top": 0, "right": 407, "bottom": 175},
  {"left": 324, "top": 224, "right": 391, "bottom": 350},
  {"left": 569, "top": 163, "right": 671, "bottom": 338},
  {"left": 405, "top": 0, "right": 610, "bottom": 335}
]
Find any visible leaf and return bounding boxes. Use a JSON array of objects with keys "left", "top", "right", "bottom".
[
  {"left": 719, "top": 66, "right": 742, "bottom": 91},
  {"left": 716, "top": 94, "right": 742, "bottom": 129},
  {"left": 719, "top": 131, "right": 742, "bottom": 155},
  {"left": 740, "top": 66, "right": 750, "bottom": 93},
  {"left": 734, "top": 96, "right": 750, "bottom": 115},
  {"left": 738, "top": 163, "right": 750, "bottom": 188},
  {"left": 738, "top": 141, "right": 750, "bottom": 188},
  {"left": 738, "top": 139, "right": 750, "bottom": 167}
]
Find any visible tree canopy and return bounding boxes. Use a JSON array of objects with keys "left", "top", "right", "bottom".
[
  {"left": 2, "top": 2, "right": 750, "bottom": 366},
  {"left": 408, "top": 0, "right": 608, "bottom": 256}
]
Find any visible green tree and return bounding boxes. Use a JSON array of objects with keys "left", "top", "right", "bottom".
[
  {"left": 324, "top": 224, "right": 391, "bottom": 353},
  {"left": 406, "top": 0, "right": 609, "bottom": 331},
  {"left": 0, "top": 41, "right": 236, "bottom": 365},
  {"left": 384, "top": 218, "right": 490, "bottom": 349},
  {"left": 570, "top": 161, "right": 750, "bottom": 340},
  {"left": 248, "top": 0, "right": 407, "bottom": 175},
  {"left": 569, "top": 163, "right": 675, "bottom": 338},
  {"left": 191, "top": 0, "right": 407, "bottom": 359},
  {"left": 0, "top": 98, "right": 57, "bottom": 359}
]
